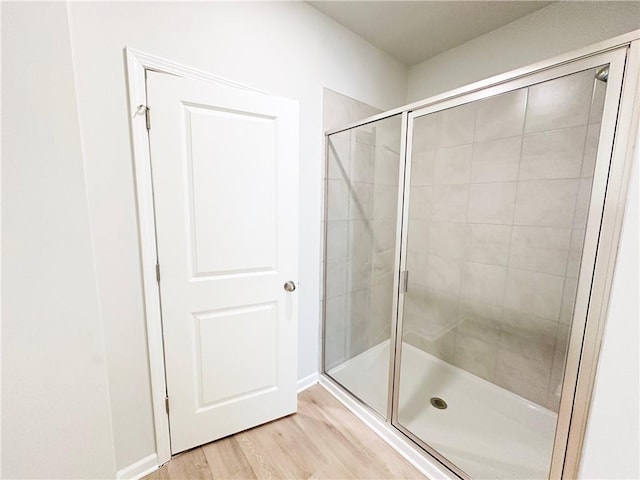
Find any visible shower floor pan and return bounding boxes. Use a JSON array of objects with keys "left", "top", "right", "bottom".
[{"left": 327, "top": 340, "right": 556, "bottom": 479}]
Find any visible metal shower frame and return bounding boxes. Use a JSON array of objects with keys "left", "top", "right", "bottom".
[{"left": 320, "top": 31, "right": 640, "bottom": 480}]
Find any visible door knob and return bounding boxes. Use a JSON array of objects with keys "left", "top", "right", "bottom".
[{"left": 284, "top": 281, "right": 296, "bottom": 292}]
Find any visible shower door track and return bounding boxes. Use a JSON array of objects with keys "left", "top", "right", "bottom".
[{"left": 320, "top": 30, "right": 640, "bottom": 480}]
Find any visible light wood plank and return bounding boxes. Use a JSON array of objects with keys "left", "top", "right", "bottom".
[
  {"left": 302, "top": 387, "right": 426, "bottom": 479},
  {"left": 202, "top": 436, "right": 257, "bottom": 480},
  {"left": 145, "top": 385, "right": 426, "bottom": 480},
  {"left": 146, "top": 447, "right": 213, "bottom": 480}
]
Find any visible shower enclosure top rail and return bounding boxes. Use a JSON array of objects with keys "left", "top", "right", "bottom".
[{"left": 324, "top": 29, "right": 640, "bottom": 137}]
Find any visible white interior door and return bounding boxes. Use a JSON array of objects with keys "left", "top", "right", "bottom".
[{"left": 146, "top": 71, "right": 299, "bottom": 454}]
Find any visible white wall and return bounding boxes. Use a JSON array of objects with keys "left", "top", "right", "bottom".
[
  {"left": 579, "top": 139, "right": 639, "bottom": 479},
  {"left": 407, "top": 1, "right": 640, "bottom": 102},
  {"left": 64, "top": 1, "right": 407, "bottom": 470},
  {"left": 1, "top": 2, "right": 116, "bottom": 478}
]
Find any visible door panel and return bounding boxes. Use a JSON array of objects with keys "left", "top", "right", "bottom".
[
  {"left": 186, "top": 104, "right": 277, "bottom": 276},
  {"left": 147, "top": 71, "right": 298, "bottom": 453}
]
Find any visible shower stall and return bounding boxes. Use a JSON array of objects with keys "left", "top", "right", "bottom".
[{"left": 321, "top": 39, "right": 638, "bottom": 480}]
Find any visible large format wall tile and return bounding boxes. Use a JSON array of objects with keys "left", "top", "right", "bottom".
[
  {"left": 525, "top": 69, "right": 595, "bottom": 133},
  {"left": 404, "top": 329, "right": 455, "bottom": 364},
  {"left": 499, "top": 312, "right": 557, "bottom": 365},
  {"left": 468, "top": 224, "right": 511, "bottom": 266},
  {"left": 430, "top": 184, "right": 469, "bottom": 222},
  {"left": 514, "top": 179, "right": 579, "bottom": 227},
  {"left": 348, "top": 220, "right": 372, "bottom": 259},
  {"left": 372, "top": 218, "right": 397, "bottom": 253},
  {"left": 457, "top": 302, "right": 502, "bottom": 344},
  {"left": 374, "top": 184, "right": 401, "bottom": 219},
  {"left": 508, "top": 226, "right": 571, "bottom": 275},
  {"left": 428, "top": 222, "right": 470, "bottom": 260},
  {"left": 471, "top": 136, "right": 521, "bottom": 183},
  {"left": 411, "top": 149, "right": 436, "bottom": 186},
  {"left": 325, "top": 259, "right": 348, "bottom": 299},
  {"left": 438, "top": 102, "right": 476, "bottom": 147},
  {"left": 350, "top": 141, "right": 375, "bottom": 183},
  {"left": 504, "top": 268, "right": 564, "bottom": 320},
  {"left": 327, "top": 180, "right": 349, "bottom": 220},
  {"left": 326, "top": 220, "right": 349, "bottom": 261},
  {"left": 412, "top": 114, "right": 439, "bottom": 152},
  {"left": 423, "top": 254, "right": 463, "bottom": 294},
  {"left": 494, "top": 348, "right": 551, "bottom": 406},
  {"left": 348, "top": 182, "right": 374, "bottom": 220},
  {"left": 406, "top": 218, "right": 430, "bottom": 253},
  {"left": 433, "top": 144, "right": 473, "bottom": 184},
  {"left": 454, "top": 334, "right": 498, "bottom": 381},
  {"left": 375, "top": 146, "right": 401, "bottom": 185},
  {"left": 467, "top": 182, "right": 517, "bottom": 224},
  {"left": 475, "top": 89, "right": 527, "bottom": 142},
  {"left": 519, "top": 126, "right": 587, "bottom": 180},
  {"left": 460, "top": 261, "right": 507, "bottom": 307},
  {"left": 403, "top": 68, "right": 603, "bottom": 411},
  {"left": 409, "top": 186, "right": 434, "bottom": 220},
  {"left": 327, "top": 134, "right": 351, "bottom": 180}
]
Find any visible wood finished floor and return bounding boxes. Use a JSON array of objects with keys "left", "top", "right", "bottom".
[{"left": 145, "top": 385, "right": 426, "bottom": 479}]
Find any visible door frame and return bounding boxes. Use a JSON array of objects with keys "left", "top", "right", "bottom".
[
  {"left": 125, "top": 48, "right": 272, "bottom": 465},
  {"left": 320, "top": 31, "right": 640, "bottom": 479}
]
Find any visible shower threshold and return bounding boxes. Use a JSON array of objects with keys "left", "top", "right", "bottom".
[{"left": 328, "top": 340, "right": 556, "bottom": 480}]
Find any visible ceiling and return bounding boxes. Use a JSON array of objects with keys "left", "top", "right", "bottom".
[{"left": 308, "top": 1, "right": 553, "bottom": 66}]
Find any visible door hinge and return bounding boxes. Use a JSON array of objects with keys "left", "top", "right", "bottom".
[
  {"left": 156, "top": 262, "right": 161, "bottom": 283},
  {"left": 165, "top": 396, "right": 169, "bottom": 415},
  {"left": 400, "top": 270, "right": 409, "bottom": 294},
  {"left": 144, "top": 105, "right": 151, "bottom": 130}
]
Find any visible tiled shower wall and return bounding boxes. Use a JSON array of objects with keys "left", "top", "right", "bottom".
[
  {"left": 324, "top": 114, "right": 402, "bottom": 370},
  {"left": 403, "top": 68, "right": 606, "bottom": 411}
]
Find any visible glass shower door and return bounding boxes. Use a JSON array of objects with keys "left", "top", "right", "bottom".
[
  {"left": 395, "top": 67, "right": 609, "bottom": 479},
  {"left": 323, "top": 114, "right": 403, "bottom": 418}
]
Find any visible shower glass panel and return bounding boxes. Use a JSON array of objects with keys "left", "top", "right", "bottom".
[
  {"left": 324, "top": 114, "right": 403, "bottom": 418},
  {"left": 396, "top": 67, "right": 607, "bottom": 479}
]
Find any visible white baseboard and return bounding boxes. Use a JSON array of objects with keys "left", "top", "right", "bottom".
[
  {"left": 117, "top": 453, "right": 158, "bottom": 480},
  {"left": 297, "top": 372, "right": 319, "bottom": 393},
  {"left": 319, "top": 375, "right": 455, "bottom": 480}
]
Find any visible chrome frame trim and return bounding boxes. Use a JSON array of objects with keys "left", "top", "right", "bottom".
[
  {"left": 390, "top": 114, "right": 412, "bottom": 428},
  {"left": 320, "top": 133, "right": 329, "bottom": 379},
  {"left": 386, "top": 111, "right": 409, "bottom": 422},
  {"left": 320, "top": 32, "right": 640, "bottom": 480},
  {"left": 549, "top": 46, "right": 629, "bottom": 479},
  {"left": 561, "top": 39, "right": 640, "bottom": 479}
]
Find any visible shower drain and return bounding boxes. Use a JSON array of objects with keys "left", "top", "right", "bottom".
[{"left": 430, "top": 397, "right": 448, "bottom": 409}]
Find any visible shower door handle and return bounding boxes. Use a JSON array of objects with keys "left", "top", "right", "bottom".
[{"left": 284, "top": 281, "right": 296, "bottom": 292}]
